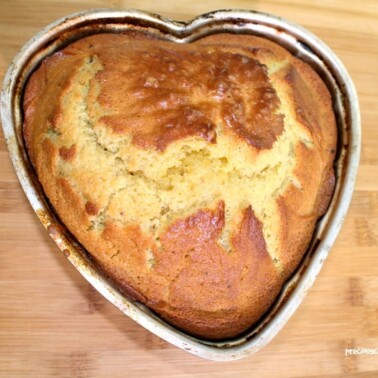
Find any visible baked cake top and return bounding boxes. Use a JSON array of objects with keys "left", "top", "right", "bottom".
[{"left": 23, "top": 32, "right": 337, "bottom": 339}]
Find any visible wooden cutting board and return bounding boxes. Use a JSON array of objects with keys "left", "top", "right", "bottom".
[{"left": 0, "top": 1, "right": 377, "bottom": 377}]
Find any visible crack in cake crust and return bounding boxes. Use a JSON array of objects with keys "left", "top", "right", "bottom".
[{"left": 42, "top": 51, "right": 311, "bottom": 267}]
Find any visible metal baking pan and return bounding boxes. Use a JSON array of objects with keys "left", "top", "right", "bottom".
[{"left": 0, "top": 9, "right": 360, "bottom": 360}]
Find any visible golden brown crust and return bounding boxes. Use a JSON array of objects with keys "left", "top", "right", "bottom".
[
  {"left": 92, "top": 36, "right": 284, "bottom": 151},
  {"left": 23, "top": 31, "right": 337, "bottom": 339},
  {"left": 59, "top": 144, "right": 76, "bottom": 161}
]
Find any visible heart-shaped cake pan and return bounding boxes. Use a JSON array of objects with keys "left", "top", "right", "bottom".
[{"left": 1, "top": 9, "right": 360, "bottom": 360}]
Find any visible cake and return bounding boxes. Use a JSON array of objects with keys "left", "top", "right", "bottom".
[{"left": 23, "top": 31, "right": 337, "bottom": 339}]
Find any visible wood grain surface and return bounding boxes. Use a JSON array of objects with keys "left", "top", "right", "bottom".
[{"left": 0, "top": 1, "right": 377, "bottom": 377}]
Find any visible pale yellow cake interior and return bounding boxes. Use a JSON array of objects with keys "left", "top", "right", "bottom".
[{"left": 47, "top": 54, "right": 315, "bottom": 272}]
